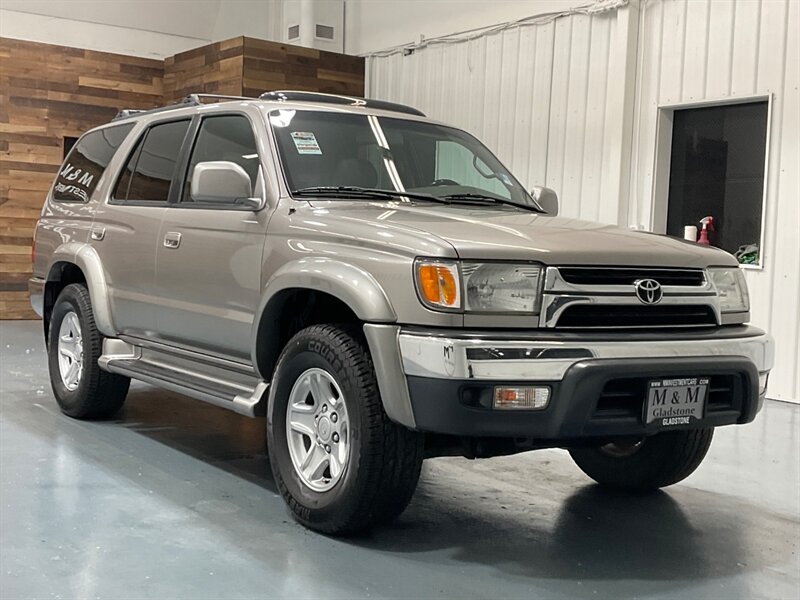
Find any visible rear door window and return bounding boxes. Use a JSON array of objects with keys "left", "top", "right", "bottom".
[
  {"left": 53, "top": 123, "right": 134, "bottom": 202},
  {"left": 113, "top": 119, "right": 191, "bottom": 203}
]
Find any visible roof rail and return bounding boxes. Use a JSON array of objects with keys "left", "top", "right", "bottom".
[
  {"left": 113, "top": 109, "right": 146, "bottom": 120},
  {"left": 185, "top": 93, "right": 252, "bottom": 104},
  {"left": 111, "top": 93, "right": 253, "bottom": 122},
  {"left": 110, "top": 91, "right": 426, "bottom": 122},
  {"left": 259, "top": 90, "right": 426, "bottom": 117}
]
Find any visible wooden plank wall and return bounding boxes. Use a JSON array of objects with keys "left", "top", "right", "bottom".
[
  {"left": 0, "top": 35, "right": 365, "bottom": 320},
  {"left": 0, "top": 37, "right": 163, "bottom": 319},
  {"left": 242, "top": 37, "right": 364, "bottom": 98},
  {"left": 165, "top": 36, "right": 365, "bottom": 102},
  {"left": 163, "top": 37, "right": 245, "bottom": 103}
]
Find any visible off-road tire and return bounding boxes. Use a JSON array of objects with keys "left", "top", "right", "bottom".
[
  {"left": 569, "top": 428, "right": 714, "bottom": 491},
  {"left": 267, "top": 324, "right": 424, "bottom": 535},
  {"left": 47, "top": 283, "right": 130, "bottom": 419}
]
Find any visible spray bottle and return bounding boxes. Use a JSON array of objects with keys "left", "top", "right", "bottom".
[{"left": 697, "top": 216, "right": 714, "bottom": 245}]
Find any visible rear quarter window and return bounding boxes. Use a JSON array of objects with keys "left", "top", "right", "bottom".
[{"left": 53, "top": 123, "right": 135, "bottom": 202}]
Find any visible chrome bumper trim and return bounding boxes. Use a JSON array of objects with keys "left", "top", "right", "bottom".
[{"left": 398, "top": 329, "right": 775, "bottom": 381}]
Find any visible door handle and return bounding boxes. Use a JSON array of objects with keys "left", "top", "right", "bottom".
[
  {"left": 90, "top": 227, "right": 105, "bottom": 241},
  {"left": 163, "top": 232, "right": 182, "bottom": 249}
]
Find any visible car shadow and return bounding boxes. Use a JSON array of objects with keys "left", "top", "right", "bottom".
[
  {"left": 7, "top": 380, "right": 792, "bottom": 589},
  {"left": 357, "top": 479, "right": 765, "bottom": 582},
  {"left": 119, "top": 385, "right": 277, "bottom": 492},
  {"left": 114, "top": 386, "right": 791, "bottom": 585}
]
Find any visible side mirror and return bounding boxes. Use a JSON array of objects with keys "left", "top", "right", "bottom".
[
  {"left": 531, "top": 186, "right": 558, "bottom": 216},
  {"left": 191, "top": 161, "right": 260, "bottom": 209}
]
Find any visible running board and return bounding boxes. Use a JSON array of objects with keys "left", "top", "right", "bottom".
[{"left": 99, "top": 339, "right": 268, "bottom": 417}]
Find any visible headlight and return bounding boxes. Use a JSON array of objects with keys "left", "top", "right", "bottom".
[
  {"left": 414, "top": 259, "right": 543, "bottom": 313},
  {"left": 414, "top": 260, "right": 461, "bottom": 310},
  {"left": 709, "top": 268, "right": 749, "bottom": 313},
  {"left": 463, "top": 262, "right": 542, "bottom": 313}
]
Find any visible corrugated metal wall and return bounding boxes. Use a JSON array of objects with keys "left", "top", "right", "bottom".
[
  {"left": 365, "top": 0, "right": 800, "bottom": 402},
  {"left": 630, "top": 0, "right": 799, "bottom": 402},
  {"left": 367, "top": 7, "right": 628, "bottom": 224}
]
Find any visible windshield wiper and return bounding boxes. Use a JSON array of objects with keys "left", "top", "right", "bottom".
[
  {"left": 291, "top": 187, "right": 543, "bottom": 212},
  {"left": 291, "top": 186, "right": 442, "bottom": 203},
  {"left": 440, "top": 193, "right": 543, "bottom": 212}
]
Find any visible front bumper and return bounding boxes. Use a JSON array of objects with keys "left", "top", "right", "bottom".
[{"left": 364, "top": 324, "right": 774, "bottom": 439}]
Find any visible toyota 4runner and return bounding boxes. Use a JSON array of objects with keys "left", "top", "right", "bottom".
[{"left": 30, "top": 91, "right": 774, "bottom": 534}]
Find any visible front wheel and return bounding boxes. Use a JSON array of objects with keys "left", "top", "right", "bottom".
[
  {"left": 267, "top": 324, "right": 424, "bottom": 535},
  {"left": 569, "top": 428, "right": 714, "bottom": 491}
]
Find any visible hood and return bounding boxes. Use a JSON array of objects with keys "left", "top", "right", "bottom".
[{"left": 304, "top": 200, "right": 738, "bottom": 268}]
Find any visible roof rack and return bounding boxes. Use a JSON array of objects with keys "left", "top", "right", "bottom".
[
  {"left": 259, "top": 90, "right": 426, "bottom": 117},
  {"left": 187, "top": 93, "right": 252, "bottom": 104},
  {"left": 111, "top": 91, "right": 427, "bottom": 122},
  {"left": 112, "top": 93, "right": 252, "bottom": 121}
]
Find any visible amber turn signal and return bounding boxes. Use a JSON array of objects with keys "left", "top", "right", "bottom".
[{"left": 415, "top": 261, "right": 460, "bottom": 309}]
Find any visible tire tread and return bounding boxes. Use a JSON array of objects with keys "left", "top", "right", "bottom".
[
  {"left": 569, "top": 428, "right": 714, "bottom": 491},
  {"left": 270, "top": 324, "right": 423, "bottom": 534},
  {"left": 49, "top": 283, "right": 129, "bottom": 419}
]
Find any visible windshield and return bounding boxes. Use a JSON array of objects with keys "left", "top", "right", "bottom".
[{"left": 269, "top": 109, "right": 539, "bottom": 209}]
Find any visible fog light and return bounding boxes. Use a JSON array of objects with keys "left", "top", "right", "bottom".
[
  {"left": 758, "top": 372, "right": 769, "bottom": 395},
  {"left": 493, "top": 386, "right": 550, "bottom": 410}
]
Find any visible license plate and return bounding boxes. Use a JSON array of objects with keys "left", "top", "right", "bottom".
[{"left": 645, "top": 377, "right": 709, "bottom": 428}]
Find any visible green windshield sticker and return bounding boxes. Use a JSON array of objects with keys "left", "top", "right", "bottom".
[{"left": 290, "top": 131, "right": 322, "bottom": 155}]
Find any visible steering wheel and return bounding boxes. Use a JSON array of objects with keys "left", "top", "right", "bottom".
[{"left": 430, "top": 178, "right": 459, "bottom": 186}]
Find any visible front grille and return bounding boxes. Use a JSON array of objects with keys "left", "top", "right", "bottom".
[
  {"left": 556, "top": 304, "right": 717, "bottom": 329},
  {"left": 593, "top": 374, "right": 743, "bottom": 419},
  {"left": 559, "top": 267, "right": 705, "bottom": 287},
  {"left": 706, "top": 375, "right": 741, "bottom": 412},
  {"left": 594, "top": 378, "right": 647, "bottom": 418}
]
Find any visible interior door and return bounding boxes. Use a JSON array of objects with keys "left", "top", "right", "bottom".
[
  {"left": 153, "top": 113, "right": 268, "bottom": 360},
  {"left": 93, "top": 118, "right": 191, "bottom": 337}
]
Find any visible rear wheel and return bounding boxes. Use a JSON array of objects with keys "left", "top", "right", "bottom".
[
  {"left": 569, "top": 428, "right": 714, "bottom": 491},
  {"left": 47, "top": 283, "right": 130, "bottom": 419},
  {"left": 267, "top": 324, "right": 424, "bottom": 535}
]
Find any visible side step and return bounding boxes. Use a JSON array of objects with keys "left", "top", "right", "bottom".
[{"left": 99, "top": 338, "right": 268, "bottom": 417}]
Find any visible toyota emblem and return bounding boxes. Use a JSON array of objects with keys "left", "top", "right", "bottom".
[{"left": 635, "top": 279, "right": 663, "bottom": 304}]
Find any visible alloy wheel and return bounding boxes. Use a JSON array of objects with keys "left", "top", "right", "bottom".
[
  {"left": 57, "top": 311, "right": 83, "bottom": 391},
  {"left": 285, "top": 368, "right": 350, "bottom": 492}
]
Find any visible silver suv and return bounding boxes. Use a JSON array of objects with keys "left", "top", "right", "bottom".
[{"left": 30, "top": 91, "right": 774, "bottom": 534}]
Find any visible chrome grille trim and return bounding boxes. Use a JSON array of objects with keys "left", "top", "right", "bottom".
[
  {"left": 540, "top": 267, "right": 721, "bottom": 329},
  {"left": 558, "top": 266, "right": 707, "bottom": 287},
  {"left": 555, "top": 304, "right": 718, "bottom": 329}
]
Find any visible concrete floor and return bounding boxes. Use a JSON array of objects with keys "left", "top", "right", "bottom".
[{"left": 1, "top": 321, "right": 798, "bottom": 600}]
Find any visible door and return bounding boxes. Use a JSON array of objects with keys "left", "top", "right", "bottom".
[
  {"left": 154, "top": 113, "right": 268, "bottom": 360},
  {"left": 92, "top": 118, "right": 191, "bottom": 337}
]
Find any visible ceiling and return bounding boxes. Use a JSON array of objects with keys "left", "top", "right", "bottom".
[{"left": 0, "top": 0, "right": 281, "bottom": 42}]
